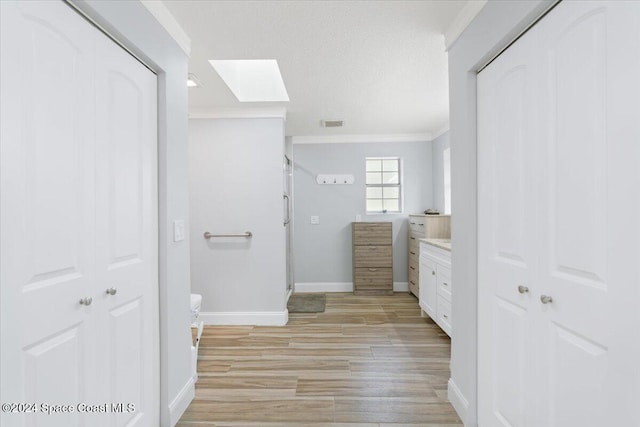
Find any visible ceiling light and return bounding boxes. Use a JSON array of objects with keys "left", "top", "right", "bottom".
[
  {"left": 321, "top": 120, "right": 344, "bottom": 128},
  {"left": 209, "top": 59, "right": 289, "bottom": 102},
  {"left": 187, "top": 73, "right": 202, "bottom": 88}
]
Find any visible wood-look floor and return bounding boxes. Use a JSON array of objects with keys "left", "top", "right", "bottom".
[{"left": 177, "top": 292, "right": 462, "bottom": 427}]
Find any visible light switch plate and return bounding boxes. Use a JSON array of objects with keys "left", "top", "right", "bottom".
[
  {"left": 310, "top": 215, "right": 320, "bottom": 225},
  {"left": 355, "top": 214, "right": 362, "bottom": 222},
  {"left": 173, "top": 220, "right": 185, "bottom": 242}
]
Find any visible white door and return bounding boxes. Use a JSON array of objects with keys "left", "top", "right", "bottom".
[
  {"left": 94, "top": 17, "right": 159, "bottom": 427},
  {"left": 477, "top": 24, "right": 540, "bottom": 427},
  {"left": 478, "top": 1, "right": 640, "bottom": 426},
  {"left": 534, "top": 3, "right": 640, "bottom": 426},
  {"left": 0, "top": 2, "right": 158, "bottom": 426}
]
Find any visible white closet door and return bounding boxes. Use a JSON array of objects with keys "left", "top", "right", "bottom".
[
  {"left": 534, "top": 2, "right": 640, "bottom": 426},
  {"left": 0, "top": 2, "right": 159, "bottom": 427},
  {"left": 0, "top": 3, "right": 99, "bottom": 426},
  {"left": 94, "top": 23, "right": 159, "bottom": 427},
  {"left": 478, "top": 1, "right": 640, "bottom": 426},
  {"left": 477, "top": 25, "right": 540, "bottom": 427}
]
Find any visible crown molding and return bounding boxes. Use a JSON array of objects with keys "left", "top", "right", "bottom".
[
  {"left": 290, "top": 133, "right": 432, "bottom": 145},
  {"left": 444, "top": 0, "right": 488, "bottom": 51},
  {"left": 189, "top": 107, "right": 287, "bottom": 120},
  {"left": 140, "top": 0, "right": 191, "bottom": 56},
  {"left": 432, "top": 124, "right": 450, "bottom": 140}
]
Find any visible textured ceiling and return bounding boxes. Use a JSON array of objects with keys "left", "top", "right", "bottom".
[{"left": 163, "top": 0, "right": 467, "bottom": 138}]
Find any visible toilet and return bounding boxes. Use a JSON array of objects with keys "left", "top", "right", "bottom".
[{"left": 190, "top": 294, "right": 204, "bottom": 382}]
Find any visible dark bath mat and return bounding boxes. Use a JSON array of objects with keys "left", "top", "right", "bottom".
[{"left": 287, "top": 293, "right": 326, "bottom": 313}]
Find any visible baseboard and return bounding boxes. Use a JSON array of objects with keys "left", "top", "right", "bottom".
[
  {"left": 199, "top": 310, "right": 289, "bottom": 326},
  {"left": 393, "top": 281, "right": 409, "bottom": 292},
  {"left": 168, "top": 376, "right": 194, "bottom": 426},
  {"left": 448, "top": 377, "right": 470, "bottom": 425},
  {"left": 295, "top": 282, "right": 409, "bottom": 293},
  {"left": 295, "top": 282, "right": 353, "bottom": 293}
]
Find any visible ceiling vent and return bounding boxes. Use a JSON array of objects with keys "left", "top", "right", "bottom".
[{"left": 321, "top": 120, "right": 344, "bottom": 128}]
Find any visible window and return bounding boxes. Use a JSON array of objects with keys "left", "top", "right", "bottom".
[{"left": 366, "top": 157, "right": 401, "bottom": 213}]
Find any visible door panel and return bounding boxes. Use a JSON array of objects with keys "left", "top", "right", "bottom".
[
  {"left": 536, "top": 2, "right": 640, "bottom": 426},
  {"left": 0, "top": 3, "right": 98, "bottom": 425},
  {"left": 478, "top": 27, "right": 538, "bottom": 427},
  {"left": 95, "top": 25, "right": 158, "bottom": 427}
]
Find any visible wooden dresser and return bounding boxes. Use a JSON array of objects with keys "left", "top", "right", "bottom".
[
  {"left": 352, "top": 222, "right": 393, "bottom": 295},
  {"left": 408, "top": 215, "right": 450, "bottom": 297}
]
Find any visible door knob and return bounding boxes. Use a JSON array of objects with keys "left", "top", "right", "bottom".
[
  {"left": 518, "top": 285, "right": 529, "bottom": 294},
  {"left": 540, "top": 295, "right": 553, "bottom": 304},
  {"left": 106, "top": 288, "right": 117, "bottom": 296},
  {"left": 79, "top": 296, "right": 93, "bottom": 306}
]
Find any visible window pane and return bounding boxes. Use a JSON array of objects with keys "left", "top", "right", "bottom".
[
  {"left": 383, "top": 187, "right": 399, "bottom": 199},
  {"left": 382, "top": 159, "right": 398, "bottom": 172},
  {"left": 383, "top": 198, "right": 399, "bottom": 212},
  {"left": 366, "top": 172, "right": 382, "bottom": 185},
  {"left": 382, "top": 172, "right": 399, "bottom": 184},
  {"left": 367, "top": 199, "right": 383, "bottom": 212},
  {"left": 366, "top": 187, "right": 383, "bottom": 198},
  {"left": 366, "top": 159, "right": 382, "bottom": 172}
]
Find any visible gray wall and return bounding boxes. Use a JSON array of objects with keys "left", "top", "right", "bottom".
[
  {"left": 70, "top": 1, "right": 193, "bottom": 425},
  {"left": 447, "top": 1, "right": 551, "bottom": 425},
  {"left": 432, "top": 131, "right": 450, "bottom": 214},
  {"left": 293, "top": 141, "right": 433, "bottom": 284}
]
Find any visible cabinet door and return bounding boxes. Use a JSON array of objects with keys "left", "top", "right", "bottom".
[{"left": 419, "top": 257, "right": 437, "bottom": 319}]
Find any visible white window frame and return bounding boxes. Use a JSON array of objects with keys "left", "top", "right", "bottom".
[{"left": 365, "top": 156, "right": 402, "bottom": 214}]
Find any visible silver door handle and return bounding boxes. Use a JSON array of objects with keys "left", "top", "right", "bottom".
[
  {"left": 79, "top": 296, "right": 93, "bottom": 306},
  {"left": 518, "top": 285, "right": 529, "bottom": 294},
  {"left": 106, "top": 288, "right": 117, "bottom": 296},
  {"left": 540, "top": 295, "right": 553, "bottom": 304}
]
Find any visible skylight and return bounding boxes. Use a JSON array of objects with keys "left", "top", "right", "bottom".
[{"left": 209, "top": 59, "right": 289, "bottom": 102}]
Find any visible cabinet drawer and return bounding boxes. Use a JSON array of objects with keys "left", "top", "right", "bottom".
[
  {"left": 437, "top": 295, "right": 452, "bottom": 336},
  {"left": 353, "top": 223, "right": 392, "bottom": 246},
  {"left": 408, "top": 278, "right": 418, "bottom": 296},
  {"left": 354, "top": 268, "right": 392, "bottom": 290},
  {"left": 354, "top": 245, "right": 392, "bottom": 267},
  {"left": 438, "top": 274, "right": 452, "bottom": 301},
  {"left": 408, "top": 257, "right": 418, "bottom": 275}
]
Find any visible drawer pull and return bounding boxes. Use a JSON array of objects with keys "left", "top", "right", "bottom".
[
  {"left": 442, "top": 282, "right": 448, "bottom": 287},
  {"left": 410, "top": 251, "right": 416, "bottom": 255},
  {"left": 418, "top": 224, "right": 424, "bottom": 227},
  {"left": 368, "top": 268, "right": 378, "bottom": 272},
  {"left": 443, "top": 314, "right": 449, "bottom": 319},
  {"left": 518, "top": 285, "right": 529, "bottom": 294},
  {"left": 410, "top": 280, "right": 415, "bottom": 285},
  {"left": 432, "top": 270, "right": 436, "bottom": 275},
  {"left": 410, "top": 237, "right": 415, "bottom": 240},
  {"left": 410, "top": 222, "right": 416, "bottom": 225},
  {"left": 410, "top": 266, "right": 415, "bottom": 270}
]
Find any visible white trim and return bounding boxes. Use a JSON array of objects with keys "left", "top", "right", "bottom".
[
  {"left": 444, "top": 0, "right": 488, "bottom": 51},
  {"left": 291, "top": 133, "right": 432, "bottom": 145},
  {"left": 393, "top": 281, "right": 409, "bottom": 292},
  {"left": 295, "top": 282, "right": 353, "bottom": 293},
  {"left": 199, "top": 310, "right": 289, "bottom": 326},
  {"left": 431, "top": 124, "right": 450, "bottom": 140},
  {"left": 294, "top": 282, "right": 409, "bottom": 293},
  {"left": 168, "top": 376, "right": 195, "bottom": 426},
  {"left": 189, "top": 107, "right": 287, "bottom": 120},
  {"left": 140, "top": 0, "right": 191, "bottom": 56},
  {"left": 448, "top": 377, "right": 470, "bottom": 425}
]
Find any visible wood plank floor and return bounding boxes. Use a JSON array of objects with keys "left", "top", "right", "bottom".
[{"left": 177, "top": 292, "right": 462, "bottom": 427}]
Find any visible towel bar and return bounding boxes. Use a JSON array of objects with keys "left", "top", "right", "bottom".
[{"left": 203, "top": 231, "right": 253, "bottom": 239}]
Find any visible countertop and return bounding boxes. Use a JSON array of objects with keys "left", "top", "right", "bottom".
[{"left": 420, "top": 238, "right": 452, "bottom": 252}]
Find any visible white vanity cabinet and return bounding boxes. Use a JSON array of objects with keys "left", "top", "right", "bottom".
[{"left": 419, "top": 240, "right": 452, "bottom": 336}]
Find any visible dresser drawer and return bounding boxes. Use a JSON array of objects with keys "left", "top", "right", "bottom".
[
  {"left": 354, "top": 268, "right": 392, "bottom": 290},
  {"left": 408, "top": 278, "right": 418, "bottom": 296},
  {"left": 353, "top": 223, "right": 392, "bottom": 246},
  {"left": 354, "top": 245, "right": 393, "bottom": 268}
]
